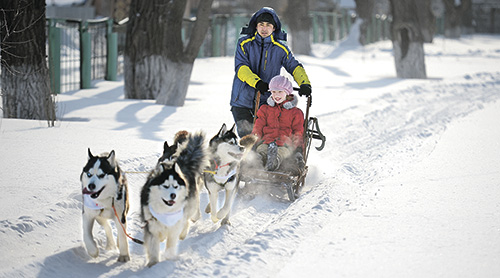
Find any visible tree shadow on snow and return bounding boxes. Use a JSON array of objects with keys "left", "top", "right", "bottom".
[{"left": 113, "top": 103, "right": 176, "bottom": 141}]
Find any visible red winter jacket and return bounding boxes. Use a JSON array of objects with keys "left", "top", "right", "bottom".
[{"left": 252, "top": 95, "right": 304, "bottom": 149}]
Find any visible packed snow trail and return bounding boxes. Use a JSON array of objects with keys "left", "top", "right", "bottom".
[
  {"left": 1, "top": 72, "right": 499, "bottom": 278},
  {"left": 116, "top": 72, "right": 500, "bottom": 277}
]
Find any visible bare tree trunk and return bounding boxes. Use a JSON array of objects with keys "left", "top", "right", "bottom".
[
  {"left": 417, "top": 0, "right": 437, "bottom": 43},
  {"left": 389, "top": 0, "right": 428, "bottom": 79},
  {"left": 0, "top": 0, "right": 56, "bottom": 124},
  {"left": 155, "top": 60, "right": 193, "bottom": 106},
  {"left": 285, "top": 0, "right": 311, "bottom": 55},
  {"left": 354, "top": 0, "right": 375, "bottom": 45},
  {"left": 443, "top": 0, "right": 471, "bottom": 38},
  {"left": 124, "top": 0, "right": 213, "bottom": 106}
]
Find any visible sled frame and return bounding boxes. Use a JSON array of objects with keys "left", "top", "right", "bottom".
[{"left": 240, "top": 94, "right": 325, "bottom": 202}]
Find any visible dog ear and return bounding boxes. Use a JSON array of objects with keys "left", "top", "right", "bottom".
[
  {"left": 163, "top": 141, "right": 170, "bottom": 153},
  {"left": 107, "top": 150, "right": 117, "bottom": 168},
  {"left": 87, "top": 148, "right": 94, "bottom": 160},
  {"left": 218, "top": 123, "right": 227, "bottom": 137},
  {"left": 229, "top": 123, "right": 236, "bottom": 134}
]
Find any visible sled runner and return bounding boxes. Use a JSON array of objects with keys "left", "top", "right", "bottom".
[{"left": 239, "top": 94, "right": 326, "bottom": 202}]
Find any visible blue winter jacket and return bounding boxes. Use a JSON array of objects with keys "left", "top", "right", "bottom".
[{"left": 230, "top": 7, "right": 310, "bottom": 109}]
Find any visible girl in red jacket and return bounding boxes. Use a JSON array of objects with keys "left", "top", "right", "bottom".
[{"left": 252, "top": 75, "right": 305, "bottom": 172}]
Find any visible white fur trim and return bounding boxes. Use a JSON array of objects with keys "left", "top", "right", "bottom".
[
  {"left": 267, "top": 96, "right": 276, "bottom": 107},
  {"left": 266, "top": 94, "right": 298, "bottom": 109}
]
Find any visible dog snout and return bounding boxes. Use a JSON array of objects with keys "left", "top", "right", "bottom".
[
  {"left": 89, "top": 183, "right": 96, "bottom": 190},
  {"left": 170, "top": 193, "right": 176, "bottom": 200}
]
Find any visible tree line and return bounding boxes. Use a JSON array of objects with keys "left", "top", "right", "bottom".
[{"left": 0, "top": 0, "right": 473, "bottom": 123}]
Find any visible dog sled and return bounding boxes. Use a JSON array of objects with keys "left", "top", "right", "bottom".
[{"left": 239, "top": 94, "right": 326, "bottom": 202}]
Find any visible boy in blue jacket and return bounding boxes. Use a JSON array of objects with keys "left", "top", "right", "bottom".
[{"left": 230, "top": 7, "right": 312, "bottom": 138}]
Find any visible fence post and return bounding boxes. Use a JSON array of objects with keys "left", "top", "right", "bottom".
[
  {"left": 322, "top": 14, "right": 329, "bottom": 42},
  {"left": 312, "top": 14, "right": 319, "bottom": 43},
  {"left": 80, "top": 20, "right": 91, "bottom": 89},
  {"left": 345, "top": 9, "right": 352, "bottom": 34},
  {"left": 212, "top": 16, "right": 221, "bottom": 57},
  {"left": 339, "top": 11, "right": 346, "bottom": 39},
  {"left": 366, "top": 17, "right": 373, "bottom": 44},
  {"left": 106, "top": 18, "right": 117, "bottom": 81},
  {"left": 48, "top": 19, "right": 61, "bottom": 94}
]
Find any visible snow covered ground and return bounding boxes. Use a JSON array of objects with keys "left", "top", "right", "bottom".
[{"left": 1, "top": 33, "right": 500, "bottom": 277}]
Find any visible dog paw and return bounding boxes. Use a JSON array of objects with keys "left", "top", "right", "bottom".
[
  {"left": 191, "top": 210, "right": 201, "bottom": 222},
  {"left": 221, "top": 218, "right": 231, "bottom": 226},
  {"left": 211, "top": 215, "right": 219, "bottom": 223},
  {"left": 147, "top": 260, "right": 158, "bottom": 268},
  {"left": 216, "top": 209, "right": 229, "bottom": 220},
  {"left": 87, "top": 249, "right": 99, "bottom": 258},
  {"left": 85, "top": 243, "right": 99, "bottom": 258},
  {"left": 117, "top": 254, "right": 130, "bottom": 263},
  {"left": 179, "top": 228, "right": 188, "bottom": 240}
]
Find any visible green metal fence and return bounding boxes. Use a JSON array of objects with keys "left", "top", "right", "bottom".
[
  {"left": 46, "top": 10, "right": 391, "bottom": 94},
  {"left": 47, "top": 17, "right": 118, "bottom": 94},
  {"left": 311, "top": 10, "right": 353, "bottom": 43},
  {"left": 199, "top": 10, "right": 361, "bottom": 58},
  {"left": 364, "top": 14, "right": 392, "bottom": 44}
]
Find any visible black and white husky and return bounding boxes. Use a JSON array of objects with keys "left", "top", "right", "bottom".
[
  {"left": 140, "top": 132, "right": 208, "bottom": 267},
  {"left": 204, "top": 124, "right": 257, "bottom": 225},
  {"left": 157, "top": 130, "right": 189, "bottom": 168},
  {"left": 80, "top": 149, "right": 130, "bottom": 262}
]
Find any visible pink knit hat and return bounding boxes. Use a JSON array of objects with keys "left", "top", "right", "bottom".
[{"left": 269, "top": 75, "right": 293, "bottom": 95}]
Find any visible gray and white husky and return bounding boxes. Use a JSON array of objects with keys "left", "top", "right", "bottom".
[
  {"left": 80, "top": 149, "right": 130, "bottom": 262},
  {"left": 204, "top": 124, "right": 257, "bottom": 225},
  {"left": 140, "top": 132, "right": 208, "bottom": 267}
]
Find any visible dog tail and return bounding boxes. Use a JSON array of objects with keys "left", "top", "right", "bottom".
[
  {"left": 176, "top": 131, "right": 209, "bottom": 197},
  {"left": 173, "top": 130, "right": 189, "bottom": 145},
  {"left": 240, "top": 134, "right": 258, "bottom": 148}
]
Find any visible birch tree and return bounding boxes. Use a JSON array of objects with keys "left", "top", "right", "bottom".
[
  {"left": 0, "top": 0, "right": 56, "bottom": 124},
  {"left": 124, "top": 0, "right": 213, "bottom": 106},
  {"left": 389, "top": 0, "right": 433, "bottom": 79}
]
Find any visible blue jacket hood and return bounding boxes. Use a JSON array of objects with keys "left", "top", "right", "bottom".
[{"left": 240, "top": 7, "right": 287, "bottom": 41}]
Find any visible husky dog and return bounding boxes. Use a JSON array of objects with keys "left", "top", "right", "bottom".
[
  {"left": 80, "top": 149, "right": 130, "bottom": 262},
  {"left": 204, "top": 124, "right": 257, "bottom": 225},
  {"left": 154, "top": 130, "right": 203, "bottom": 222},
  {"left": 141, "top": 132, "right": 208, "bottom": 267},
  {"left": 158, "top": 130, "right": 189, "bottom": 167},
  {"left": 149, "top": 130, "right": 190, "bottom": 178}
]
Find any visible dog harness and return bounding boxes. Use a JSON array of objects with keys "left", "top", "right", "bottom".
[
  {"left": 148, "top": 204, "right": 183, "bottom": 227},
  {"left": 83, "top": 194, "right": 105, "bottom": 210},
  {"left": 214, "top": 169, "right": 237, "bottom": 185},
  {"left": 205, "top": 160, "right": 237, "bottom": 186}
]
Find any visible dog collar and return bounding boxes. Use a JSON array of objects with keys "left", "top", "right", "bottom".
[
  {"left": 83, "top": 194, "right": 105, "bottom": 210},
  {"left": 149, "top": 204, "right": 183, "bottom": 227}
]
